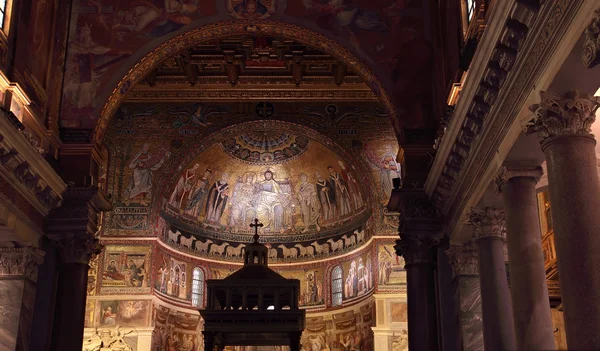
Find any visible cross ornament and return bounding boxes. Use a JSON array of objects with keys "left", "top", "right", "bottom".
[{"left": 250, "top": 218, "right": 263, "bottom": 243}]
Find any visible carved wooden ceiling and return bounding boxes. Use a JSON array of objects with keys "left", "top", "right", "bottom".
[{"left": 125, "top": 36, "right": 378, "bottom": 103}]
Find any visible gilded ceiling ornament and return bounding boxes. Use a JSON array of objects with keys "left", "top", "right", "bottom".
[
  {"left": 494, "top": 165, "right": 543, "bottom": 193},
  {"left": 446, "top": 243, "right": 479, "bottom": 277},
  {"left": 466, "top": 207, "right": 506, "bottom": 240},
  {"left": 526, "top": 90, "right": 600, "bottom": 142},
  {"left": 583, "top": 9, "right": 600, "bottom": 68}
]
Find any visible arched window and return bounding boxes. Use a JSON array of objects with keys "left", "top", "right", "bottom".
[
  {"left": 192, "top": 267, "right": 204, "bottom": 307},
  {"left": 331, "top": 266, "right": 343, "bottom": 306}
]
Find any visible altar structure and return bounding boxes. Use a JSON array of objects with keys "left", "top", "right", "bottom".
[{"left": 200, "top": 220, "right": 305, "bottom": 351}]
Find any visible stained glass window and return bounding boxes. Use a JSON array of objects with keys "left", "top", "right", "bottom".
[
  {"left": 192, "top": 267, "right": 204, "bottom": 307},
  {"left": 0, "top": 0, "right": 7, "bottom": 29},
  {"left": 332, "top": 266, "right": 343, "bottom": 307},
  {"left": 467, "top": 0, "right": 476, "bottom": 22}
]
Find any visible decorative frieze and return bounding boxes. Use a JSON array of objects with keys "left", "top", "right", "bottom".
[
  {"left": 526, "top": 90, "right": 600, "bottom": 143},
  {"left": 0, "top": 247, "right": 44, "bottom": 281},
  {"left": 466, "top": 208, "right": 506, "bottom": 240},
  {"left": 583, "top": 9, "right": 600, "bottom": 68},
  {"left": 494, "top": 165, "right": 543, "bottom": 192},
  {"left": 446, "top": 243, "right": 479, "bottom": 277}
]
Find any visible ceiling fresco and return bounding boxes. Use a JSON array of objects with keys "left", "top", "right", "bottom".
[{"left": 60, "top": 0, "right": 431, "bottom": 130}]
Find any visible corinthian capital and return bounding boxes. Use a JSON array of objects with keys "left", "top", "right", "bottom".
[
  {"left": 494, "top": 164, "right": 543, "bottom": 192},
  {"left": 526, "top": 90, "right": 600, "bottom": 143},
  {"left": 394, "top": 236, "right": 441, "bottom": 266},
  {"left": 466, "top": 208, "right": 505, "bottom": 240},
  {"left": 583, "top": 9, "right": 600, "bottom": 68},
  {"left": 55, "top": 233, "right": 103, "bottom": 265},
  {"left": 446, "top": 243, "right": 479, "bottom": 277},
  {"left": 0, "top": 247, "right": 45, "bottom": 281}
]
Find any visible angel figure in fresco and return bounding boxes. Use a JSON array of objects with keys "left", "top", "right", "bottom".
[
  {"left": 228, "top": 172, "right": 258, "bottom": 230},
  {"left": 169, "top": 163, "right": 200, "bottom": 210},
  {"left": 301, "top": 105, "right": 362, "bottom": 126},
  {"left": 378, "top": 251, "right": 393, "bottom": 285},
  {"left": 327, "top": 166, "right": 352, "bottom": 217},
  {"left": 185, "top": 168, "right": 212, "bottom": 218},
  {"left": 227, "top": 0, "right": 274, "bottom": 19},
  {"left": 169, "top": 103, "right": 229, "bottom": 128},
  {"left": 296, "top": 173, "right": 321, "bottom": 233},
  {"left": 124, "top": 143, "right": 171, "bottom": 205},
  {"left": 205, "top": 173, "right": 230, "bottom": 224}
]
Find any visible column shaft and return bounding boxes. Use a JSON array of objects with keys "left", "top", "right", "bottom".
[
  {"left": 406, "top": 262, "right": 438, "bottom": 351},
  {"left": 50, "top": 262, "right": 89, "bottom": 351},
  {"left": 501, "top": 174, "right": 555, "bottom": 349},
  {"left": 544, "top": 135, "right": 600, "bottom": 348},
  {"left": 476, "top": 237, "right": 516, "bottom": 351}
]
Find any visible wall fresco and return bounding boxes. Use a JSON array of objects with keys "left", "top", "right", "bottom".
[
  {"left": 377, "top": 242, "right": 406, "bottom": 292},
  {"left": 155, "top": 248, "right": 192, "bottom": 301},
  {"left": 96, "top": 300, "right": 152, "bottom": 327},
  {"left": 100, "top": 245, "right": 153, "bottom": 294},
  {"left": 61, "top": 0, "right": 217, "bottom": 128},
  {"left": 152, "top": 303, "right": 203, "bottom": 351}
]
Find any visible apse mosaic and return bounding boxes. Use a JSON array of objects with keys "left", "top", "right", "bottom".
[{"left": 163, "top": 139, "right": 366, "bottom": 236}]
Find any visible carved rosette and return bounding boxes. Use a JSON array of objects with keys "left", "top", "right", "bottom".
[
  {"left": 466, "top": 208, "right": 506, "bottom": 240},
  {"left": 526, "top": 91, "right": 600, "bottom": 143},
  {"left": 583, "top": 9, "right": 600, "bottom": 68},
  {"left": 494, "top": 165, "right": 543, "bottom": 192},
  {"left": 394, "top": 236, "right": 441, "bottom": 266},
  {"left": 0, "top": 247, "right": 45, "bottom": 281},
  {"left": 446, "top": 243, "right": 479, "bottom": 277}
]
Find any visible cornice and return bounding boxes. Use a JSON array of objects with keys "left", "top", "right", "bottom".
[
  {"left": 0, "top": 109, "right": 66, "bottom": 216},
  {"left": 425, "top": 0, "right": 591, "bottom": 241},
  {"left": 124, "top": 87, "right": 378, "bottom": 102}
]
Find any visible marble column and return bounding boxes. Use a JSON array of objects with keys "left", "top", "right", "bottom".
[
  {"left": 44, "top": 186, "right": 111, "bottom": 351},
  {"left": 527, "top": 90, "right": 600, "bottom": 349},
  {"left": 446, "top": 243, "right": 483, "bottom": 351},
  {"left": 467, "top": 208, "right": 516, "bottom": 351},
  {"left": 0, "top": 247, "right": 44, "bottom": 351},
  {"left": 495, "top": 165, "right": 555, "bottom": 349},
  {"left": 393, "top": 189, "right": 442, "bottom": 351}
]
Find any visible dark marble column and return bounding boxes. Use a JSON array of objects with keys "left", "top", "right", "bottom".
[
  {"left": 0, "top": 247, "right": 44, "bottom": 351},
  {"left": 393, "top": 189, "right": 442, "bottom": 351},
  {"left": 44, "top": 186, "right": 111, "bottom": 351},
  {"left": 495, "top": 165, "right": 555, "bottom": 350},
  {"left": 527, "top": 90, "right": 600, "bottom": 349},
  {"left": 467, "top": 208, "right": 516, "bottom": 351},
  {"left": 446, "top": 243, "right": 484, "bottom": 351}
]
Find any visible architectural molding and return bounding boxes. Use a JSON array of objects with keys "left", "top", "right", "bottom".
[
  {"left": 0, "top": 246, "right": 44, "bottom": 281},
  {"left": 526, "top": 90, "right": 600, "bottom": 143},
  {"left": 583, "top": 8, "right": 600, "bottom": 68},
  {"left": 125, "top": 87, "right": 378, "bottom": 102},
  {"left": 424, "top": 0, "right": 595, "bottom": 242},
  {"left": 0, "top": 108, "right": 65, "bottom": 217},
  {"left": 55, "top": 233, "right": 103, "bottom": 265},
  {"left": 446, "top": 243, "right": 479, "bottom": 277},
  {"left": 494, "top": 164, "right": 543, "bottom": 192},
  {"left": 466, "top": 208, "right": 506, "bottom": 240}
]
